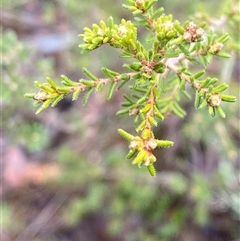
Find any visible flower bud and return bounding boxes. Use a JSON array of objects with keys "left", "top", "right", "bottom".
[
  {"left": 209, "top": 42, "right": 224, "bottom": 54},
  {"left": 135, "top": 0, "right": 145, "bottom": 8},
  {"left": 118, "top": 25, "right": 128, "bottom": 36},
  {"left": 208, "top": 94, "right": 222, "bottom": 107},
  {"left": 196, "top": 28, "right": 204, "bottom": 38},
  {"left": 184, "top": 22, "right": 203, "bottom": 42},
  {"left": 143, "top": 153, "right": 156, "bottom": 166},
  {"left": 145, "top": 139, "right": 158, "bottom": 150},
  {"left": 34, "top": 90, "right": 49, "bottom": 101},
  {"left": 183, "top": 32, "right": 192, "bottom": 42},
  {"left": 129, "top": 137, "right": 143, "bottom": 150},
  {"left": 141, "top": 129, "right": 152, "bottom": 139}
]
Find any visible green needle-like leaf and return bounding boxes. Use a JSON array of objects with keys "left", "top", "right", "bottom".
[{"left": 82, "top": 88, "right": 93, "bottom": 105}]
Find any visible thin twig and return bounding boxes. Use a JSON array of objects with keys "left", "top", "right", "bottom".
[{"left": 14, "top": 191, "right": 66, "bottom": 241}]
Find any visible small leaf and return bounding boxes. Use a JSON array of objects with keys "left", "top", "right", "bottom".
[
  {"left": 148, "top": 117, "right": 158, "bottom": 127},
  {"left": 133, "top": 9, "right": 143, "bottom": 15},
  {"left": 122, "top": 4, "right": 136, "bottom": 11},
  {"left": 123, "top": 62, "right": 142, "bottom": 71},
  {"left": 179, "top": 78, "right": 186, "bottom": 91},
  {"left": 147, "top": 164, "right": 156, "bottom": 177},
  {"left": 207, "top": 29, "right": 216, "bottom": 46},
  {"left": 154, "top": 106, "right": 164, "bottom": 120},
  {"left": 33, "top": 100, "right": 42, "bottom": 106},
  {"left": 61, "top": 75, "right": 78, "bottom": 86},
  {"left": 198, "top": 99, "right": 208, "bottom": 109},
  {"left": 132, "top": 93, "right": 142, "bottom": 99},
  {"left": 136, "top": 120, "right": 147, "bottom": 132},
  {"left": 199, "top": 55, "right": 208, "bottom": 68},
  {"left": 36, "top": 99, "right": 52, "bottom": 114},
  {"left": 145, "top": 0, "right": 157, "bottom": 10},
  {"left": 172, "top": 102, "right": 186, "bottom": 118},
  {"left": 216, "top": 33, "right": 230, "bottom": 43},
  {"left": 101, "top": 67, "right": 119, "bottom": 78},
  {"left": 168, "top": 36, "right": 184, "bottom": 46},
  {"left": 215, "top": 52, "right": 231, "bottom": 58},
  {"left": 108, "top": 16, "right": 114, "bottom": 28},
  {"left": 35, "top": 106, "right": 45, "bottom": 115},
  {"left": 190, "top": 42, "right": 201, "bottom": 52},
  {"left": 208, "top": 106, "right": 215, "bottom": 117},
  {"left": 80, "top": 79, "right": 94, "bottom": 87},
  {"left": 34, "top": 81, "right": 42, "bottom": 88},
  {"left": 118, "top": 129, "right": 135, "bottom": 141},
  {"left": 178, "top": 44, "right": 190, "bottom": 56},
  {"left": 51, "top": 94, "right": 64, "bottom": 107},
  {"left": 188, "top": 57, "right": 200, "bottom": 65},
  {"left": 216, "top": 106, "right": 226, "bottom": 118},
  {"left": 95, "top": 82, "right": 104, "bottom": 92},
  {"left": 137, "top": 96, "right": 148, "bottom": 105},
  {"left": 212, "top": 84, "right": 229, "bottom": 93},
  {"left": 82, "top": 88, "right": 93, "bottom": 105},
  {"left": 24, "top": 93, "right": 35, "bottom": 98},
  {"left": 200, "top": 77, "right": 211, "bottom": 88},
  {"left": 39, "top": 84, "right": 55, "bottom": 93},
  {"left": 194, "top": 91, "right": 202, "bottom": 109},
  {"left": 121, "top": 73, "right": 131, "bottom": 81},
  {"left": 116, "top": 108, "right": 130, "bottom": 115},
  {"left": 72, "top": 89, "right": 81, "bottom": 101},
  {"left": 49, "top": 93, "right": 60, "bottom": 99},
  {"left": 181, "top": 90, "right": 191, "bottom": 99},
  {"left": 152, "top": 7, "right": 164, "bottom": 19},
  {"left": 206, "top": 53, "right": 213, "bottom": 64},
  {"left": 140, "top": 104, "right": 152, "bottom": 113},
  {"left": 132, "top": 86, "right": 148, "bottom": 93},
  {"left": 134, "top": 18, "right": 148, "bottom": 27},
  {"left": 123, "top": 94, "right": 135, "bottom": 104},
  {"left": 174, "top": 22, "right": 184, "bottom": 34},
  {"left": 103, "top": 36, "right": 110, "bottom": 43},
  {"left": 121, "top": 102, "right": 133, "bottom": 107},
  {"left": 159, "top": 78, "right": 166, "bottom": 93},
  {"left": 153, "top": 62, "right": 165, "bottom": 73},
  {"left": 220, "top": 94, "right": 236, "bottom": 102},
  {"left": 56, "top": 86, "right": 72, "bottom": 93},
  {"left": 164, "top": 49, "right": 180, "bottom": 58},
  {"left": 192, "top": 70, "right": 205, "bottom": 80},
  {"left": 208, "top": 78, "right": 218, "bottom": 85},
  {"left": 141, "top": 129, "right": 153, "bottom": 139},
  {"left": 126, "top": 149, "right": 138, "bottom": 159},
  {"left": 82, "top": 67, "right": 98, "bottom": 81},
  {"left": 92, "top": 37, "right": 103, "bottom": 44},
  {"left": 132, "top": 150, "right": 148, "bottom": 165},
  {"left": 119, "top": 50, "right": 134, "bottom": 58},
  {"left": 117, "top": 78, "right": 130, "bottom": 90},
  {"left": 108, "top": 81, "right": 117, "bottom": 99},
  {"left": 100, "top": 20, "right": 107, "bottom": 30},
  {"left": 46, "top": 77, "right": 57, "bottom": 88},
  {"left": 156, "top": 140, "right": 174, "bottom": 148}
]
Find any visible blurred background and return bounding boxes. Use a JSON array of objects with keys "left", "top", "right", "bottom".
[{"left": 1, "top": 0, "right": 239, "bottom": 241}]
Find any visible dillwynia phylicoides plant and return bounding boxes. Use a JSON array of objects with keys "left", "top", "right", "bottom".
[{"left": 25, "top": 0, "right": 236, "bottom": 176}]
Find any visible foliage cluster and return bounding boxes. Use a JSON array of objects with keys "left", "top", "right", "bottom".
[{"left": 25, "top": 0, "right": 237, "bottom": 176}]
